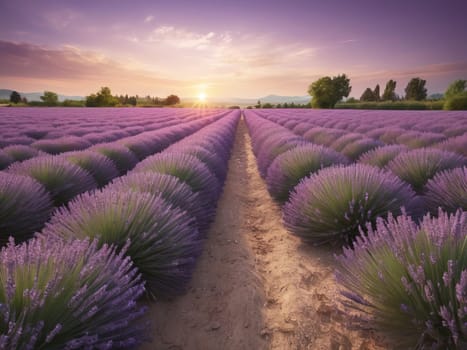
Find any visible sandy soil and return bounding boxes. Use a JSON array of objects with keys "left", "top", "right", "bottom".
[{"left": 141, "top": 119, "right": 387, "bottom": 350}]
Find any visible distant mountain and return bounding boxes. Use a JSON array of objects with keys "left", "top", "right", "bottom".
[
  {"left": 0, "top": 89, "right": 84, "bottom": 102},
  {"left": 183, "top": 94, "right": 311, "bottom": 106}
]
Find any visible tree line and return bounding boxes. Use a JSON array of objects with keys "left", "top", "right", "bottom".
[
  {"left": 308, "top": 75, "right": 467, "bottom": 110},
  {"left": 7, "top": 87, "right": 181, "bottom": 107}
]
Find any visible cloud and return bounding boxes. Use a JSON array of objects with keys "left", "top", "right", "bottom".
[
  {"left": 0, "top": 40, "right": 191, "bottom": 95},
  {"left": 42, "top": 9, "right": 80, "bottom": 30},
  {"left": 147, "top": 26, "right": 216, "bottom": 50},
  {"left": 353, "top": 62, "right": 467, "bottom": 81},
  {"left": 144, "top": 15, "right": 155, "bottom": 23}
]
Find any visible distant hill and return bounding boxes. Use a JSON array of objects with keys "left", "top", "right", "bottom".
[
  {"left": 0, "top": 89, "right": 84, "bottom": 102},
  {"left": 183, "top": 94, "right": 311, "bottom": 106}
]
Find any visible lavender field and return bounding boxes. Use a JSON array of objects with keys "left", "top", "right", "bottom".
[{"left": 0, "top": 108, "right": 466, "bottom": 349}]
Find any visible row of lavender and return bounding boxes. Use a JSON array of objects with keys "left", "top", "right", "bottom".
[
  {"left": 0, "top": 108, "right": 229, "bottom": 169},
  {"left": 1, "top": 110, "right": 225, "bottom": 244},
  {"left": 0, "top": 110, "right": 239, "bottom": 348},
  {"left": 244, "top": 109, "right": 467, "bottom": 348}
]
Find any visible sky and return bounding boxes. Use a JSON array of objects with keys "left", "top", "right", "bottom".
[{"left": 1, "top": 0, "right": 467, "bottom": 99}]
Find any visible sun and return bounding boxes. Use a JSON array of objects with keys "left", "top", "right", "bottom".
[{"left": 198, "top": 92, "right": 207, "bottom": 102}]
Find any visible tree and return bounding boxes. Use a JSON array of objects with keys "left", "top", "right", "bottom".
[
  {"left": 85, "top": 87, "right": 118, "bottom": 107},
  {"left": 373, "top": 84, "right": 380, "bottom": 101},
  {"left": 40, "top": 91, "right": 59, "bottom": 106},
  {"left": 9, "top": 91, "right": 21, "bottom": 104},
  {"left": 405, "top": 77, "right": 427, "bottom": 100},
  {"left": 255, "top": 100, "right": 261, "bottom": 108},
  {"left": 308, "top": 74, "right": 351, "bottom": 108},
  {"left": 382, "top": 80, "right": 397, "bottom": 101},
  {"left": 165, "top": 94, "right": 180, "bottom": 105},
  {"left": 445, "top": 80, "right": 467, "bottom": 99},
  {"left": 360, "top": 88, "right": 375, "bottom": 102}
]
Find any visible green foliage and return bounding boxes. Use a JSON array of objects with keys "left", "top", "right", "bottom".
[
  {"left": 373, "top": 84, "right": 380, "bottom": 101},
  {"left": 335, "top": 100, "right": 444, "bottom": 110},
  {"left": 444, "top": 79, "right": 466, "bottom": 99},
  {"left": 262, "top": 102, "right": 273, "bottom": 108},
  {"left": 40, "top": 91, "right": 59, "bottom": 106},
  {"left": 382, "top": 79, "right": 397, "bottom": 101},
  {"left": 62, "top": 99, "right": 85, "bottom": 107},
  {"left": 360, "top": 88, "right": 376, "bottom": 102},
  {"left": 308, "top": 74, "right": 351, "bottom": 108},
  {"left": 165, "top": 94, "right": 180, "bottom": 105},
  {"left": 85, "top": 87, "right": 119, "bottom": 107},
  {"left": 336, "top": 210, "right": 467, "bottom": 349},
  {"left": 360, "top": 84, "right": 380, "bottom": 102},
  {"left": 405, "top": 77, "right": 427, "bottom": 100},
  {"left": 9, "top": 91, "right": 21, "bottom": 104},
  {"left": 444, "top": 91, "right": 467, "bottom": 110}
]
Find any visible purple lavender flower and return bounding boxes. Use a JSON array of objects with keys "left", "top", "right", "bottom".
[
  {"left": 91, "top": 143, "right": 139, "bottom": 175},
  {"left": 0, "top": 237, "right": 147, "bottom": 348},
  {"left": 283, "top": 164, "right": 416, "bottom": 244},
  {"left": 61, "top": 150, "right": 119, "bottom": 187},
  {"left": 7, "top": 156, "right": 97, "bottom": 206},
  {"left": 336, "top": 210, "right": 467, "bottom": 348},
  {"left": 424, "top": 167, "right": 466, "bottom": 214},
  {"left": 266, "top": 144, "right": 349, "bottom": 202},
  {"left": 40, "top": 189, "right": 203, "bottom": 298},
  {"left": 358, "top": 145, "right": 408, "bottom": 168},
  {"left": 387, "top": 148, "right": 466, "bottom": 193},
  {"left": 0, "top": 173, "right": 53, "bottom": 244}
]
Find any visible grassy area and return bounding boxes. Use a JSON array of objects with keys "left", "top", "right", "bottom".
[{"left": 335, "top": 100, "right": 445, "bottom": 110}]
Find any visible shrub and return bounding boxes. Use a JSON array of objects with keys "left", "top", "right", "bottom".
[
  {"left": 0, "top": 173, "right": 53, "bottom": 244},
  {"left": 387, "top": 148, "right": 466, "bottom": 193},
  {"left": 444, "top": 92, "right": 467, "bottom": 110},
  {"left": 336, "top": 210, "right": 467, "bottom": 349},
  {"left": 167, "top": 144, "right": 226, "bottom": 183},
  {"left": 329, "top": 133, "right": 364, "bottom": 152},
  {"left": 31, "top": 136, "right": 92, "bottom": 154},
  {"left": 7, "top": 156, "right": 97, "bottom": 206},
  {"left": 433, "top": 134, "right": 467, "bottom": 157},
  {"left": 358, "top": 145, "right": 408, "bottom": 168},
  {"left": 91, "top": 143, "right": 139, "bottom": 175},
  {"left": 0, "top": 237, "right": 147, "bottom": 349},
  {"left": 283, "top": 164, "right": 416, "bottom": 244},
  {"left": 106, "top": 172, "right": 209, "bottom": 233},
  {"left": 2, "top": 145, "right": 42, "bottom": 162},
  {"left": 61, "top": 151, "right": 119, "bottom": 187},
  {"left": 133, "top": 152, "right": 220, "bottom": 204},
  {"left": 424, "top": 167, "right": 467, "bottom": 214},
  {"left": 266, "top": 144, "right": 349, "bottom": 202},
  {"left": 257, "top": 137, "right": 308, "bottom": 177},
  {"left": 340, "top": 138, "right": 384, "bottom": 160},
  {"left": 41, "top": 190, "right": 202, "bottom": 298}
]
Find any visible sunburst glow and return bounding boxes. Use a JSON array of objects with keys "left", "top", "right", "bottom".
[{"left": 198, "top": 92, "right": 207, "bottom": 102}]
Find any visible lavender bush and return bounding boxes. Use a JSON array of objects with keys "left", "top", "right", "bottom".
[
  {"left": 61, "top": 151, "right": 119, "bottom": 187},
  {"left": 358, "top": 145, "right": 408, "bottom": 168},
  {"left": 283, "top": 164, "right": 416, "bottom": 244},
  {"left": 31, "top": 136, "right": 92, "bottom": 154},
  {"left": 0, "top": 173, "right": 53, "bottom": 244},
  {"left": 387, "top": 148, "right": 466, "bottom": 193},
  {"left": 41, "top": 190, "right": 202, "bottom": 298},
  {"left": 7, "top": 156, "right": 97, "bottom": 206},
  {"left": 424, "top": 167, "right": 467, "bottom": 214},
  {"left": 133, "top": 152, "right": 220, "bottom": 204},
  {"left": 336, "top": 210, "right": 467, "bottom": 349},
  {"left": 2, "top": 145, "right": 42, "bottom": 162},
  {"left": 106, "top": 172, "right": 210, "bottom": 233},
  {"left": 91, "top": 143, "right": 139, "bottom": 175},
  {"left": 0, "top": 237, "right": 147, "bottom": 349},
  {"left": 266, "top": 144, "right": 349, "bottom": 202}
]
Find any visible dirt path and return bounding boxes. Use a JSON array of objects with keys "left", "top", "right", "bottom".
[
  {"left": 141, "top": 119, "right": 386, "bottom": 349},
  {"left": 141, "top": 118, "right": 268, "bottom": 350}
]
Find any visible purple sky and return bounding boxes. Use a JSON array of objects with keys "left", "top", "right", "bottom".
[{"left": 1, "top": 0, "right": 466, "bottom": 99}]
